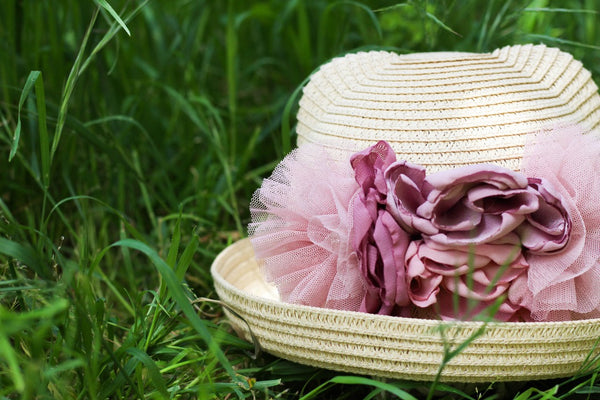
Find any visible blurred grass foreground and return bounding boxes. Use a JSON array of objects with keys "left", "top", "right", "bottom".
[{"left": 1, "top": 0, "right": 600, "bottom": 398}]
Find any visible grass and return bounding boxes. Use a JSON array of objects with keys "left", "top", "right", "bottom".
[{"left": 1, "top": 0, "right": 600, "bottom": 398}]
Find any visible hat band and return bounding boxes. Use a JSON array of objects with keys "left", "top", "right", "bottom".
[{"left": 249, "top": 126, "right": 600, "bottom": 322}]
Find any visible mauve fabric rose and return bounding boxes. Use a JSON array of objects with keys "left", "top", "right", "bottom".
[
  {"left": 517, "top": 177, "right": 571, "bottom": 253},
  {"left": 387, "top": 163, "right": 540, "bottom": 247},
  {"left": 385, "top": 161, "right": 435, "bottom": 235},
  {"left": 355, "top": 209, "right": 411, "bottom": 314},
  {"left": 351, "top": 141, "right": 396, "bottom": 209},
  {"left": 405, "top": 241, "right": 443, "bottom": 308},
  {"left": 351, "top": 141, "right": 411, "bottom": 315},
  {"left": 405, "top": 239, "right": 529, "bottom": 321}
]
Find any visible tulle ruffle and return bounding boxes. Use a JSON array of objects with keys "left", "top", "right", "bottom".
[
  {"left": 248, "top": 144, "right": 366, "bottom": 311},
  {"left": 509, "top": 127, "right": 600, "bottom": 321}
]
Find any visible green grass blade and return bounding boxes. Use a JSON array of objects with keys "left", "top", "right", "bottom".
[
  {"left": 93, "top": 268, "right": 136, "bottom": 317},
  {"left": 524, "top": 7, "right": 598, "bottom": 14},
  {"left": 514, "top": 387, "right": 536, "bottom": 400},
  {"left": 125, "top": 348, "right": 169, "bottom": 397},
  {"left": 0, "top": 333, "right": 24, "bottom": 392},
  {"left": 51, "top": 8, "right": 99, "bottom": 161},
  {"left": 131, "top": 151, "right": 158, "bottom": 230},
  {"left": 0, "top": 237, "right": 46, "bottom": 278},
  {"left": 175, "top": 231, "right": 199, "bottom": 281},
  {"left": 281, "top": 76, "right": 311, "bottom": 155},
  {"left": 9, "top": 71, "right": 40, "bottom": 161},
  {"left": 1, "top": 299, "right": 68, "bottom": 334},
  {"left": 486, "top": 0, "right": 515, "bottom": 49},
  {"left": 94, "top": 0, "right": 131, "bottom": 36},
  {"left": 42, "top": 359, "right": 86, "bottom": 380},
  {"left": 373, "top": 3, "right": 411, "bottom": 13},
  {"left": 425, "top": 11, "right": 461, "bottom": 37},
  {"left": 299, "top": 376, "right": 418, "bottom": 400},
  {"left": 160, "top": 214, "right": 182, "bottom": 300},
  {"left": 427, "top": 322, "right": 488, "bottom": 400},
  {"left": 294, "top": 0, "right": 312, "bottom": 72},
  {"left": 226, "top": 0, "right": 238, "bottom": 161},
  {"left": 166, "top": 216, "right": 181, "bottom": 269},
  {"left": 33, "top": 72, "right": 50, "bottom": 189},
  {"left": 329, "top": 376, "right": 418, "bottom": 400},
  {"left": 329, "top": 1, "right": 383, "bottom": 39},
  {"left": 525, "top": 34, "right": 600, "bottom": 50},
  {"left": 79, "top": 0, "right": 149, "bottom": 74},
  {"left": 476, "top": 0, "right": 495, "bottom": 51},
  {"left": 0, "top": 299, "right": 69, "bottom": 393},
  {"left": 109, "top": 239, "right": 237, "bottom": 380},
  {"left": 298, "top": 380, "right": 336, "bottom": 400}
]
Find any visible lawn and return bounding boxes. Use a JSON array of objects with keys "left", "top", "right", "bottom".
[{"left": 1, "top": 0, "right": 600, "bottom": 398}]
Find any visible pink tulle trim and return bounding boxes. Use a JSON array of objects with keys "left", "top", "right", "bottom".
[
  {"left": 248, "top": 144, "right": 366, "bottom": 311},
  {"left": 509, "top": 127, "right": 600, "bottom": 321}
]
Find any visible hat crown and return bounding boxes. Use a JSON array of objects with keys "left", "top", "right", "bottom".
[{"left": 296, "top": 44, "right": 600, "bottom": 172}]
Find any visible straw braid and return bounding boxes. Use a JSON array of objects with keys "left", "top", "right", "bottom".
[{"left": 212, "top": 239, "right": 600, "bottom": 382}]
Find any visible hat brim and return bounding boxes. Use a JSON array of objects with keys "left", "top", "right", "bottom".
[{"left": 211, "top": 239, "right": 600, "bottom": 382}]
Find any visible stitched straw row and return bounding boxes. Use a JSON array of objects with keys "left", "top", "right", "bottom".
[
  {"left": 296, "top": 44, "right": 600, "bottom": 173},
  {"left": 211, "top": 239, "right": 600, "bottom": 382}
]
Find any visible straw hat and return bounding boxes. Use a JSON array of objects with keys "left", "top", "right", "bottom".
[
  {"left": 211, "top": 44, "right": 600, "bottom": 382},
  {"left": 297, "top": 44, "right": 600, "bottom": 172}
]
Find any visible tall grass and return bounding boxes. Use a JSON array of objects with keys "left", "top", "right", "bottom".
[{"left": 1, "top": 0, "right": 600, "bottom": 398}]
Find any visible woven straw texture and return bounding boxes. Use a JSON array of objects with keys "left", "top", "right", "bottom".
[
  {"left": 297, "top": 44, "right": 600, "bottom": 172},
  {"left": 211, "top": 239, "right": 600, "bottom": 382}
]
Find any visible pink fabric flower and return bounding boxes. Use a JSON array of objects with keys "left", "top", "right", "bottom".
[
  {"left": 350, "top": 141, "right": 411, "bottom": 315},
  {"left": 517, "top": 178, "right": 571, "bottom": 253},
  {"left": 249, "top": 144, "right": 366, "bottom": 311},
  {"left": 405, "top": 241, "right": 443, "bottom": 308},
  {"left": 387, "top": 163, "right": 540, "bottom": 247},
  {"left": 406, "top": 239, "right": 529, "bottom": 321},
  {"left": 384, "top": 161, "right": 434, "bottom": 235},
  {"left": 509, "top": 127, "right": 600, "bottom": 321}
]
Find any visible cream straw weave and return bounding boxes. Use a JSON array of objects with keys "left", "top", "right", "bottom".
[
  {"left": 211, "top": 44, "right": 600, "bottom": 382},
  {"left": 212, "top": 239, "right": 600, "bottom": 382},
  {"left": 297, "top": 44, "right": 600, "bottom": 172}
]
